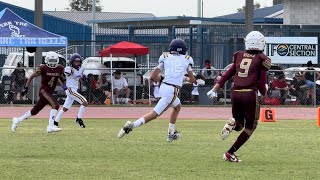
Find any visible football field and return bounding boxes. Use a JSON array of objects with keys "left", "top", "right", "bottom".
[{"left": 0, "top": 119, "right": 319, "bottom": 179}]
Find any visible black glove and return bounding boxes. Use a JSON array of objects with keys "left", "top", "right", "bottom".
[{"left": 21, "top": 87, "right": 28, "bottom": 96}]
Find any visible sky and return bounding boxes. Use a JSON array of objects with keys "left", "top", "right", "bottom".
[{"left": 1, "top": 0, "right": 274, "bottom": 17}]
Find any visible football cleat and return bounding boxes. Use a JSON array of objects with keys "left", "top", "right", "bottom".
[
  {"left": 47, "top": 125, "right": 62, "bottom": 133},
  {"left": 118, "top": 121, "right": 134, "bottom": 138},
  {"left": 223, "top": 152, "right": 241, "bottom": 162},
  {"left": 221, "top": 118, "right": 236, "bottom": 140},
  {"left": 11, "top": 117, "right": 19, "bottom": 133},
  {"left": 167, "top": 130, "right": 180, "bottom": 143},
  {"left": 76, "top": 118, "right": 86, "bottom": 128}
]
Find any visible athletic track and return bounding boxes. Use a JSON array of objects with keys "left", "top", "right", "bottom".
[{"left": 0, "top": 106, "right": 317, "bottom": 120}]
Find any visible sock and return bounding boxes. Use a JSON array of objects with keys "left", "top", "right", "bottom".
[
  {"left": 17, "top": 110, "right": 31, "bottom": 123},
  {"left": 54, "top": 121, "right": 59, "bottom": 126},
  {"left": 125, "top": 98, "right": 129, "bottom": 103},
  {"left": 168, "top": 123, "right": 175, "bottom": 135},
  {"left": 49, "top": 109, "right": 58, "bottom": 126},
  {"left": 228, "top": 131, "right": 250, "bottom": 154},
  {"left": 133, "top": 117, "right": 145, "bottom": 128},
  {"left": 78, "top": 105, "right": 86, "bottom": 119},
  {"left": 55, "top": 109, "right": 64, "bottom": 123}
]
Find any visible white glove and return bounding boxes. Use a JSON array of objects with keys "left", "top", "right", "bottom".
[{"left": 207, "top": 89, "right": 218, "bottom": 99}]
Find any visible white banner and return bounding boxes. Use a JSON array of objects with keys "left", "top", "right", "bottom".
[{"left": 264, "top": 37, "right": 318, "bottom": 64}]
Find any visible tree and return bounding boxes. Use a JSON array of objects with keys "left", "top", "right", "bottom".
[
  {"left": 237, "top": 2, "right": 261, "bottom": 12},
  {"left": 273, "top": 0, "right": 284, "bottom": 5},
  {"left": 68, "top": 0, "right": 102, "bottom": 12}
]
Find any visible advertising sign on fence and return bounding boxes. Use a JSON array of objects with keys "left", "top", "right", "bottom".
[{"left": 264, "top": 37, "right": 318, "bottom": 64}]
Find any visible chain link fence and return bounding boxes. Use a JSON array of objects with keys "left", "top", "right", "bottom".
[{"left": 1, "top": 66, "right": 320, "bottom": 107}]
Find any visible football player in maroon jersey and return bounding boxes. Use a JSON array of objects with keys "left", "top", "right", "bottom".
[
  {"left": 207, "top": 31, "right": 271, "bottom": 162},
  {"left": 12, "top": 51, "right": 66, "bottom": 133}
]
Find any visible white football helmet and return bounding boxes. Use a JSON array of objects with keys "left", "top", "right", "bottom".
[
  {"left": 244, "top": 31, "right": 266, "bottom": 51},
  {"left": 44, "top": 51, "right": 59, "bottom": 68}
]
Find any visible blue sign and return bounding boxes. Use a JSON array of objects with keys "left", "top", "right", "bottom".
[{"left": 0, "top": 8, "right": 67, "bottom": 47}]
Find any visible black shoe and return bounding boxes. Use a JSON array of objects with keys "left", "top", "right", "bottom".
[
  {"left": 75, "top": 118, "right": 86, "bottom": 128},
  {"left": 54, "top": 121, "right": 59, "bottom": 127}
]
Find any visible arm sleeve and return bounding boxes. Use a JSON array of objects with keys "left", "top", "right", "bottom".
[
  {"left": 217, "top": 63, "right": 236, "bottom": 87},
  {"left": 187, "top": 57, "right": 194, "bottom": 71},
  {"left": 258, "top": 68, "right": 268, "bottom": 96},
  {"left": 187, "top": 65, "right": 192, "bottom": 72},
  {"left": 157, "top": 54, "right": 165, "bottom": 70},
  {"left": 157, "top": 62, "right": 164, "bottom": 71},
  {"left": 59, "top": 67, "right": 66, "bottom": 82},
  {"left": 35, "top": 65, "right": 43, "bottom": 74},
  {"left": 64, "top": 67, "right": 71, "bottom": 76},
  {"left": 262, "top": 57, "right": 272, "bottom": 70}
]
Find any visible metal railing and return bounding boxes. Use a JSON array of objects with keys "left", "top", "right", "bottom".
[{"left": 1, "top": 67, "right": 320, "bottom": 107}]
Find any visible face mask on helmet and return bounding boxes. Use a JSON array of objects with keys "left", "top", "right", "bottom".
[
  {"left": 70, "top": 53, "right": 82, "bottom": 69},
  {"left": 244, "top": 31, "right": 266, "bottom": 51},
  {"left": 45, "top": 52, "right": 59, "bottom": 68}
]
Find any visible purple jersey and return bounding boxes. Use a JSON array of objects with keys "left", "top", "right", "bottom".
[{"left": 36, "top": 64, "right": 65, "bottom": 94}]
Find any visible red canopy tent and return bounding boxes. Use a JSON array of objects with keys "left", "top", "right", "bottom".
[
  {"left": 99, "top": 41, "right": 149, "bottom": 57},
  {"left": 98, "top": 41, "right": 150, "bottom": 105}
]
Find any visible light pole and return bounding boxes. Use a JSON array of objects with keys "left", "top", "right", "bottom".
[
  {"left": 33, "top": 0, "right": 43, "bottom": 102},
  {"left": 91, "top": 0, "right": 96, "bottom": 56},
  {"left": 245, "top": 0, "right": 254, "bottom": 35},
  {"left": 197, "top": 0, "right": 201, "bottom": 17},
  {"left": 34, "top": 0, "right": 43, "bottom": 67}
]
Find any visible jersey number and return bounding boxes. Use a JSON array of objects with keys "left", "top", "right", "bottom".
[
  {"left": 169, "top": 58, "right": 182, "bottom": 73},
  {"left": 238, "top": 58, "right": 252, "bottom": 77},
  {"left": 48, "top": 77, "right": 55, "bottom": 87}
]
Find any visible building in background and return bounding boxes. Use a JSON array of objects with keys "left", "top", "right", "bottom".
[{"left": 283, "top": 0, "right": 320, "bottom": 25}]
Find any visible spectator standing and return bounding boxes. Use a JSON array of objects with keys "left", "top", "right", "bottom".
[
  {"left": 12, "top": 62, "right": 26, "bottom": 101},
  {"left": 303, "top": 61, "right": 320, "bottom": 105}
]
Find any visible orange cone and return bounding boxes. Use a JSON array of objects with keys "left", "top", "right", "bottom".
[{"left": 260, "top": 108, "right": 276, "bottom": 122}]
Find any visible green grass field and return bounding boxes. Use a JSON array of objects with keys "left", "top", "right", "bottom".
[{"left": 0, "top": 119, "right": 319, "bottom": 179}]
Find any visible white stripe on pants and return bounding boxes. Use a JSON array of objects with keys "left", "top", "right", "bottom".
[{"left": 63, "top": 87, "right": 87, "bottom": 109}]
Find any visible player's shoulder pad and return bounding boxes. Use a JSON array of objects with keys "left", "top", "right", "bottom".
[
  {"left": 159, "top": 53, "right": 169, "bottom": 63},
  {"left": 57, "top": 64, "right": 64, "bottom": 71},
  {"left": 232, "top": 51, "right": 241, "bottom": 63},
  {"left": 260, "top": 53, "right": 272, "bottom": 70},
  {"left": 38, "top": 64, "right": 46, "bottom": 68},
  {"left": 64, "top": 66, "right": 71, "bottom": 74},
  {"left": 36, "top": 64, "right": 46, "bottom": 72},
  {"left": 162, "top": 53, "right": 169, "bottom": 59},
  {"left": 184, "top": 55, "right": 191, "bottom": 60},
  {"left": 186, "top": 55, "right": 194, "bottom": 65}
]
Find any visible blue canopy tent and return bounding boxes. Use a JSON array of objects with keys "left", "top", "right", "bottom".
[{"left": 0, "top": 8, "right": 67, "bottom": 48}]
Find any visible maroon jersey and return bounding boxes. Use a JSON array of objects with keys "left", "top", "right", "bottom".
[
  {"left": 233, "top": 51, "right": 271, "bottom": 90},
  {"left": 36, "top": 64, "right": 65, "bottom": 94},
  {"left": 218, "top": 51, "right": 271, "bottom": 92}
]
